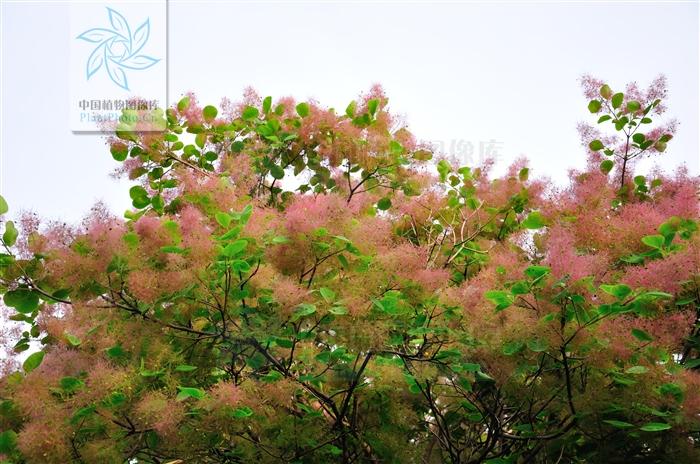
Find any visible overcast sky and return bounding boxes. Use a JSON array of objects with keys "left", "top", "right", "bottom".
[{"left": 1, "top": 1, "right": 698, "bottom": 223}]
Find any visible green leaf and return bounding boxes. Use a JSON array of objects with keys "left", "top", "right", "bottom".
[
  {"left": 503, "top": 340, "right": 524, "bottom": 356},
  {"left": 475, "top": 371, "right": 495, "bottom": 385},
  {"left": 23, "top": 350, "right": 45, "bottom": 373},
  {"left": 632, "top": 133, "right": 645, "bottom": 144},
  {"left": 174, "top": 365, "right": 198, "bottom": 372},
  {"left": 521, "top": 211, "right": 546, "bottom": 229},
  {"left": 676, "top": 296, "right": 697, "bottom": 306},
  {"left": 262, "top": 371, "right": 284, "bottom": 382},
  {"left": 129, "top": 186, "right": 150, "bottom": 209},
  {"left": 203, "top": 105, "right": 218, "bottom": 122},
  {"left": 70, "top": 405, "right": 96, "bottom": 425},
  {"left": 642, "top": 234, "right": 664, "bottom": 249},
  {"left": 291, "top": 303, "right": 316, "bottom": 321},
  {"left": 654, "top": 141, "right": 667, "bottom": 152},
  {"left": 0, "top": 195, "right": 8, "bottom": 215},
  {"left": 319, "top": 287, "right": 336, "bottom": 303},
  {"left": 437, "top": 159, "right": 452, "bottom": 182},
  {"left": 232, "top": 406, "right": 254, "bottom": 418},
  {"left": 625, "top": 365, "right": 648, "bottom": 375},
  {"left": 518, "top": 167, "right": 529, "bottom": 181},
  {"left": 510, "top": 281, "right": 530, "bottom": 295},
  {"left": 639, "top": 422, "right": 671, "bottom": 432},
  {"left": 621, "top": 254, "right": 644, "bottom": 264},
  {"left": 140, "top": 365, "right": 165, "bottom": 378},
  {"left": 160, "top": 246, "right": 186, "bottom": 254},
  {"left": 631, "top": 328, "right": 654, "bottom": 342},
  {"left": 241, "top": 106, "right": 259, "bottom": 121},
  {"left": 105, "top": 345, "right": 126, "bottom": 359},
  {"left": 110, "top": 144, "right": 128, "bottom": 161},
  {"left": 238, "top": 204, "right": 253, "bottom": 224},
  {"left": 640, "top": 291, "right": 673, "bottom": 300},
  {"left": 600, "top": 160, "right": 614, "bottom": 174},
  {"left": 385, "top": 141, "right": 402, "bottom": 157},
  {"left": 176, "top": 386, "right": 206, "bottom": 401},
  {"left": 275, "top": 338, "right": 294, "bottom": 349},
  {"left": 527, "top": 338, "right": 548, "bottom": 352},
  {"left": 269, "top": 164, "right": 285, "bottom": 180},
  {"left": 59, "top": 376, "right": 85, "bottom": 393},
  {"left": 658, "top": 219, "right": 678, "bottom": 237},
  {"left": 657, "top": 382, "right": 684, "bottom": 402},
  {"left": 177, "top": 96, "right": 190, "bottom": 112},
  {"left": 345, "top": 100, "right": 357, "bottom": 118},
  {"left": 377, "top": 197, "right": 392, "bottom": 210},
  {"left": 612, "top": 92, "right": 624, "bottom": 109},
  {"left": 262, "top": 96, "right": 272, "bottom": 114},
  {"left": 3, "top": 221, "right": 18, "bottom": 246},
  {"left": 600, "top": 284, "right": 632, "bottom": 300},
  {"left": 684, "top": 359, "right": 700, "bottom": 369},
  {"left": 0, "top": 429, "right": 17, "bottom": 453},
  {"left": 600, "top": 84, "right": 612, "bottom": 99},
  {"left": 215, "top": 212, "right": 232, "bottom": 228},
  {"left": 232, "top": 260, "right": 251, "bottom": 273},
  {"left": 611, "top": 373, "right": 636, "bottom": 386},
  {"left": 485, "top": 290, "right": 512, "bottom": 312},
  {"left": 603, "top": 420, "right": 635, "bottom": 429},
  {"left": 222, "top": 240, "right": 248, "bottom": 257},
  {"left": 151, "top": 195, "right": 165, "bottom": 212},
  {"left": 329, "top": 306, "right": 348, "bottom": 315},
  {"left": 4, "top": 289, "right": 40, "bottom": 313},
  {"left": 231, "top": 140, "right": 245, "bottom": 153},
  {"left": 337, "top": 254, "right": 349, "bottom": 269},
  {"left": 65, "top": 333, "right": 81, "bottom": 347},
  {"left": 524, "top": 265, "right": 550, "bottom": 281},
  {"left": 195, "top": 132, "right": 207, "bottom": 149},
  {"left": 413, "top": 149, "right": 432, "bottom": 161},
  {"left": 589, "top": 139, "right": 604, "bottom": 151},
  {"left": 296, "top": 102, "right": 310, "bottom": 118},
  {"left": 367, "top": 99, "right": 379, "bottom": 116},
  {"left": 626, "top": 100, "right": 641, "bottom": 112},
  {"left": 615, "top": 117, "right": 628, "bottom": 131},
  {"left": 588, "top": 100, "right": 602, "bottom": 113}
]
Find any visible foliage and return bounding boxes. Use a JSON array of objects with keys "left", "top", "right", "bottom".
[{"left": 0, "top": 80, "right": 699, "bottom": 463}]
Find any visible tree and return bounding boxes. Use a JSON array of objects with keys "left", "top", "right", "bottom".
[{"left": 0, "top": 80, "right": 698, "bottom": 463}]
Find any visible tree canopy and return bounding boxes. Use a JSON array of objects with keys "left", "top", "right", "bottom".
[{"left": 0, "top": 78, "right": 699, "bottom": 463}]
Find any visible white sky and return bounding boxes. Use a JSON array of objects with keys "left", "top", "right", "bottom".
[{"left": 1, "top": 1, "right": 699, "bottom": 223}]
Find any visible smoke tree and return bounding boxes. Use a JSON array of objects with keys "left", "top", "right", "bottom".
[{"left": 0, "top": 79, "right": 698, "bottom": 463}]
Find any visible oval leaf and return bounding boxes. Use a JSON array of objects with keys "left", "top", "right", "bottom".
[{"left": 23, "top": 351, "right": 45, "bottom": 373}]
